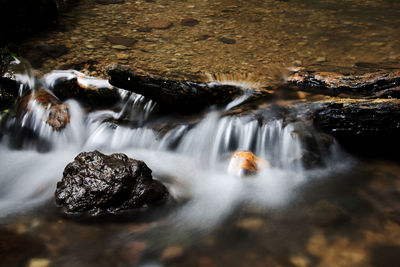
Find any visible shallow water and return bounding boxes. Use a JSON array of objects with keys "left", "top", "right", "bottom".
[
  {"left": 2, "top": 0, "right": 400, "bottom": 266},
  {"left": 18, "top": 0, "right": 400, "bottom": 82}
]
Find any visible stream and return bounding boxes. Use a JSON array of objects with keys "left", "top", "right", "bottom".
[
  {"left": 1, "top": 0, "right": 400, "bottom": 266},
  {"left": 1, "top": 60, "right": 399, "bottom": 267}
]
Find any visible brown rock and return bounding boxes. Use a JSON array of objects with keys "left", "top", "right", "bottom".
[
  {"left": 148, "top": 19, "right": 173, "bottom": 29},
  {"left": 106, "top": 36, "right": 137, "bottom": 47},
  {"left": 181, "top": 18, "right": 199, "bottom": 26},
  {"left": 227, "top": 151, "right": 270, "bottom": 177},
  {"left": 17, "top": 89, "right": 71, "bottom": 131},
  {"left": 46, "top": 104, "right": 70, "bottom": 131}
]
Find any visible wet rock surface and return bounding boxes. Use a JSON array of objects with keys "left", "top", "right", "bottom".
[
  {"left": 313, "top": 99, "right": 400, "bottom": 138},
  {"left": 287, "top": 69, "right": 400, "bottom": 96},
  {"left": 51, "top": 76, "right": 121, "bottom": 108},
  {"left": 106, "top": 64, "right": 245, "bottom": 112},
  {"left": 55, "top": 150, "right": 169, "bottom": 215},
  {"left": 0, "top": 50, "right": 18, "bottom": 110},
  {"left": 17, "top": 89, "right": 71, "bottom": 131}
]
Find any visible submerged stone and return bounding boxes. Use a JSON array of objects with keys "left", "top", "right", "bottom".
[
  {"left": 55, "top": 151, "right": 169, "bottom": 216},
  {"left": 218, "top": 37, "right": 236, "bottom": 44},
  {"left": 148, "top": 19, "right": 173, "bottom": 29},
  {"left": 181, "top": 18, "right": 199, "bottom": 26}
]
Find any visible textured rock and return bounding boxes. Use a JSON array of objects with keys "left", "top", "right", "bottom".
[
  {"left": 17, "top": 89, "right": 70, "bottom": 131},
  {"left": 313, "top": 99, "right": 400, "bottom": 138},
  {"left": 51, "top": 77, "right": 121, "bottom": 108},
  {"left": 106, "top": 64, "right": 247, "bottom": 112},
  {"left": 0, "top": 50, "right": 17, "bottom": 110},
  {"left": 55, "top": 151, "right": 169, "bottom": 215},
  {"left": 287, "top": 70, "right": 400, "bottom": 95}
]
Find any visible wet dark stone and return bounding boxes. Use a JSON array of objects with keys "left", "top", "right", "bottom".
[
  {"left": 313, "top": 99, "right": 400, "bottom": 157},
  {"left": 0, "top": 50, "right": 18, "bottom": 110},
  {"left": 286, "top": 69, "right": 400, "bottom": 95},
  {"left": 106, "top": 64, "right": 244, "bottom": 113},
  {"left": 314, "top": 100, "right": 400, "bottom": 138},
  {"left": 95, "top": 0, "right": 125, "bottom": 5},
  {"left": 51, "top": 77, "right": 121, "bottom": 109},
  {"left": 181, "top": 18, "right": 199, "bottom": 26},
  {"left": 106, "top": 36, "right": 137, "bottom": 47},
  {"left": 137, "top": 27, "right": 153, "bottom": 33},
  {"left": 291, "top": 122, "right": 334, "bottom": 169},
  {"left": 218, "top": 37, "right": 236, "bottom": 44},
  {"left": 375, "top": 86, "right": 400, "bottom": 99},
  {"left": 55, "top": 151, "right": 169, "bottom": 216},
  {"left": 197, "top": 34, "right": 211, "bottom": 41}
]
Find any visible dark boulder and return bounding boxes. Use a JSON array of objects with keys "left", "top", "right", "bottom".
[
  {"left": 106, "top": 64, "right": 246, "bottom": 113},
  {"left": 51, "top": 76, "right": 121, "bottom": 109},
  {"left": 55, "top": 151, "right": 169, "bottom": 216}
]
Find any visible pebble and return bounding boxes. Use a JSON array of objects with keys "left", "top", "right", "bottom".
[
  {"left": 116, "top": 53, "right": 130, "bottom": 59},
  {"left": 112, "top": 45, "right": 128, "bottom": 50},
  {"left": 27, "top": 258, "right": 50, "bottom": 267},
  {"left": 106, "top": 36, "right": 137, "bottom": 46},
  {"left": 316, "top": 56, "right": 327, "bottom": 63},
  {"left": 219, "top": 37, "right": 236, "bottom": 44},
  {"left": 160, "top": 246, "right": 184, "bottom": 262},
  {"left": 371, "top": 42, "right": 385, "bottom": 46},
  {"left": 149, "top": 19, "right": 173, "bottom": 29},
  {"left": 197, "top": 34, "right": 211, "bottom": 41},
  {"left": 181, "top": 18, "right": 199, "bottom": 26},
  {"left": 236, "top": 217, "right": 265, "bottom": 231},
  {"left": 86, "top": 44, "right": 95, "bottom": 49},
  {"left": 137, "top": 27, "right": 152, "bottom": 32}
]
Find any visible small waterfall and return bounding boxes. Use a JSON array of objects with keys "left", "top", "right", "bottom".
[{"left": 0, "top": 64, "right": 349, "bottom": 225}]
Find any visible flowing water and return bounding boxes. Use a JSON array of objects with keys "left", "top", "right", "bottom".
[
  {"left": 2, "top": 0, "right": 400, "bottom": 266},
  {"left": 1, "top": 59, "right": 399, "bottom": 267}
]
